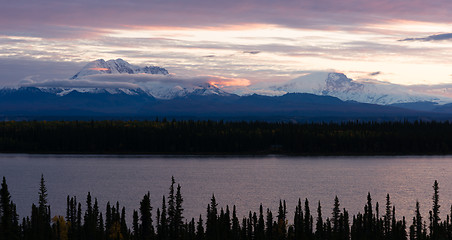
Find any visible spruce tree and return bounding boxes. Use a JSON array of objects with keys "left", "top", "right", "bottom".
[
  {"left": 168, "top": 177, "right": 176, "bottom": 239},
  {"left": 266, "top": 208, "right": 273, "bottom": 240},
  {"left": 231, "top": 206, "right": 240, "bottom": 240},
  {"left": 385, "top": 194, "right": 392, "bottom": 237},
  {"left": 196, "top": 215, "right": 205, "bottom": 240},
  {"left": 98, "top": 213, "right": 105, "bottom": 240},
  {"left": 132, "top": 210, "right": 140, "bottom": 240},
  {"left": 206, "top": 194, "right": 218, "bottom": 240},
  {"left": 414, "top": 201, "right": 423, "bottom": 240},
  {"left": 106, "top": 202, "right": 112, "bottom": 238},
  {"left": 432, "top": 180, "right": 440, "bottom": 238},
  {"left": 240, "top": 217, "right": 247, "bottom": 240},
  {"left": 294, "top": 199, "right": 303, "bottom": 240},
  {"left": 77, "top": 202, "right": 82, "bottom": 240},
  {"left": 38, "top": 175, "right": 48, "bottom": 215},
  {"left": 277, "top": 200, "right": 287, "bottom": 240},
  {"left": 257, "top": 204, "right": 265, "bottom": 240},
  {"left": 315, "top": 201, "right": 323, "bottom": 240},
  {"left": 304, "top": 198, "right": 312, "bottom": 239},
  {"left": 366, "top": 192, "right": 373, "bottom": 230},
  {"left": 34, "top": 174, "right": 51, "bottom": 240},
  {"left": 160, "top": 196, "right": 168, "bottom": 240},
  {"left": 174, "top": 184, "right": 184, "bottom": 239},
  {"left": 343, "top": 209, "right": 350, "bottom": 240},
  {"left": 332, "top": 196, "right": 341, "bottom": 234},
  {"left": 247, "top": 212, "right": 253, "bottom": 240},
  {"left": 140, "top": 192, "right": 154, "bottom": 240},
  {"left": 188, "top": 218, "right": 196, "bottom": 240},
  {"left": 120, "top": 206, "right": 128, "bottom": 239},
  {"left": 222, "top": 206, "right": 231, "bottom": 240},
  {"left": 156, "top": 208, "right": 161, "bottom": 240},
  {"left": 84, "top": 192, "right": 97, "bottom": 240},
  {"left": 0, "top": 177, "right": 19, "bottom": 240}
]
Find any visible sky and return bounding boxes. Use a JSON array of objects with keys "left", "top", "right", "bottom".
[{"left": 2, "top": 0, "right": 452, "bottom": 89}]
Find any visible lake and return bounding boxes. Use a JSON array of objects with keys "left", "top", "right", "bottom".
[{"left": 0, "top": 154, "right": 451, "bottom": 224}]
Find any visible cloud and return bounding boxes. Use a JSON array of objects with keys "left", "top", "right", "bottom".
[
  {"left": 4, "top": 0, "right": 452, "bottom": 89},
  {"left": 243, "top": 50, "right": 261, "bottom": 55},
  {"left": 407, "top": 83, "right": 452, "bottom": 99},
  {"left": 0, "top": 58, "right": 83, "bottom": 86},
  {"left": 20, "top": 73, "right": 252, "bottom": 90},
  {"left": 3, "top": 0, "right": 452, "bottom": 38},
  {"left": 207, "top": 75, "right": 251, "bottom": 87},
  {"left": 21, "top": 79, "right": 140, "bottom": 89},
  {"left": 399, "top": 33, "right": 452, "bottom": 42}
]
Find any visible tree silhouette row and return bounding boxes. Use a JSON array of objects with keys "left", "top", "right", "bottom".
[
  {"left": 2, "top": 120, "right": 452, "bottom": 155},
  {"left": 1, "top": 176, "right": 451, "bottom": 240}
]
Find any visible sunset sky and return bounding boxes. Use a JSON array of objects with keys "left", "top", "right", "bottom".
[{"left": 2, "top": 0, "right": 452, "bottom": 88}]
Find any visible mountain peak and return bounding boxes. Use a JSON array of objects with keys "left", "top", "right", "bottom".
[
  {"left": 324, "top": 72, "right": 363, "bottom": 94},
  {"left": 271, "top": 72, "right": 451, "bottom": 105},
  {"left": 71, "top": 59, "right": 168, "bottom": 79}
]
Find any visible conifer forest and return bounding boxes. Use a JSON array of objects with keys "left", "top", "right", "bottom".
[
  {"left": 0, "top": 176, "right": 451, "bottom": 240},
  {"left": 2, "top": 120, "right": 452, "bottom": 155}
]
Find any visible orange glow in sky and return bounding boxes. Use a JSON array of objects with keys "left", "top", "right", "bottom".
[{"left": 208, "top": 76, "right": 251, "bottom": 88}]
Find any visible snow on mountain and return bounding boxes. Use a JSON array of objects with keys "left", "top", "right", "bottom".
[
  {"left": 271, "top": 72, "right": 452, "bottom": 105},
  {"left": 39, "top": 87, "right": 148, "bottom": 96},
  {"left": 141, "top": 82, "right": 232, "bottom": 99},
  {"left": 43, "top": 59, "right": 230, "bottom": 99},
  {"left": 19, "top": 58, "right": 451, "bottom": 105},
  {"left": 70, "top": 59, "right": 168, "bottom": 79}
]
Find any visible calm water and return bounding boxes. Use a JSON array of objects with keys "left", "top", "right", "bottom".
[{"left": 0, "top": 154, "right": 451, "bottom": 223}]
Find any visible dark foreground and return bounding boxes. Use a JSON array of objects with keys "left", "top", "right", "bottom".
[
  {"left": 0, "top": 176, "right": 448, "bottom": 240},
  {"left": 1, "top": 120, "right": 452, "bottom": 155}
]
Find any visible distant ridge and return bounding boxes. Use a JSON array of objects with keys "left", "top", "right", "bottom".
[{"left": 0, "top": 87, "right": 448, "bottom": 121}]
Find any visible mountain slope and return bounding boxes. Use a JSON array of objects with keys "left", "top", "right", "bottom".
[
  {"left": 271, "top": 72, "right": 451, "bottom": 105},
  {"left": 1, "top": 87, "right": 450, "bottom": 121},
  {"left": 43, "top": 58, "right": 230, "bottom": 100},
  {"left": 0, "top": 87, "right": 156, "bottom": 115},
  {"left": 71, "top": 58, "right": 168, "bottom": 79}
]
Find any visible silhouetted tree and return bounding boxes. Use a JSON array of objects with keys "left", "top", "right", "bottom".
[
  {"left": 315, "top": 201, "right": 324, "bottom": 240},
  {"left": 0, "top": 177, "right": 19, "bottom": 240},
  {"left": 140, "top": 192, "right": 154, "bottom": 240}
]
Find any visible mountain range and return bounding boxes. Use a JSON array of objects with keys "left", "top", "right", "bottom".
[{"left": 2, "top": 59, "right": 452, "bottom": 121}]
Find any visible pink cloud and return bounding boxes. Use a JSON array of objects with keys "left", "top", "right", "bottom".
[
  {"left": 207, "top": 75, "right": 251, "bottom": 88},
  {"left": 2, "top": 0, "right": 452, "bottom": 39}
]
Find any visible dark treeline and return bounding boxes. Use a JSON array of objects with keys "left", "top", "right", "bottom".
[
  {"left": 2, "top": 120, "right": 452, "bottom": 155},
  {"left": 1, "top": 176, "right": 452, "bottom": 240}
]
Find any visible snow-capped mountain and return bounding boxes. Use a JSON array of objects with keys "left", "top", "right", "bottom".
[
  {"left": 4, "top": 62, "right": 452, "bottom": 119},
  {"left": 15, "top": 58, "right": 452, "bottom": 106},
  {"left": 45, "top": 59, "right": 230, "bottom": 99},
  {"left": 271, "top": 72, "right": 452, "bottom": 105},
  {"left": 70, "top": 58, "right": 168, "bottom": 79},
  {"left": 141, "top": 82, "right": 232, "bottom": 99}
]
